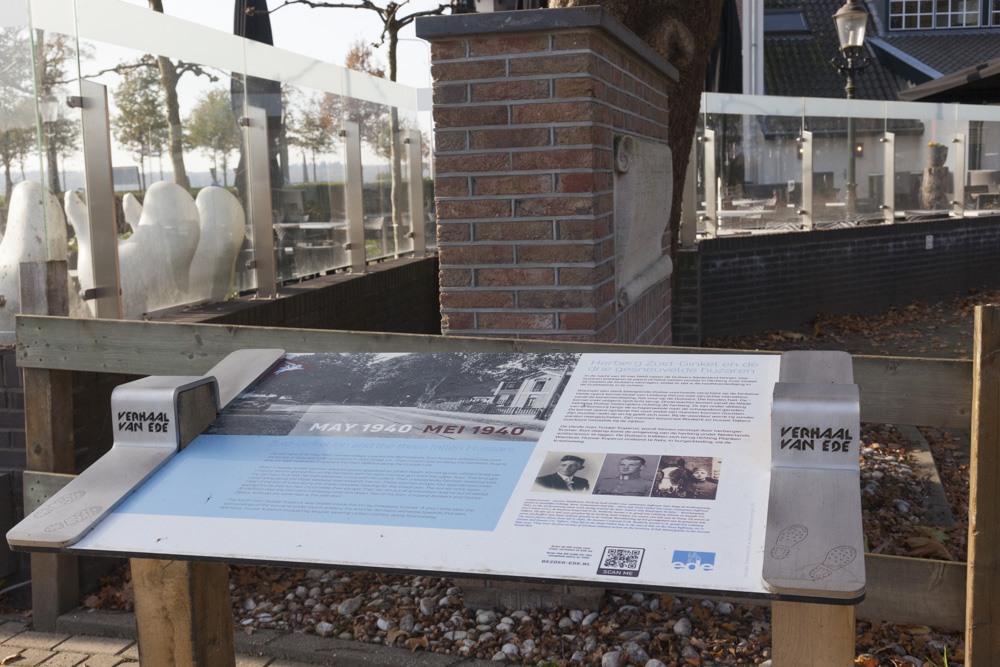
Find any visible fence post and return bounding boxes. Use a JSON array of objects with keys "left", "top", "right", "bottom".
[
  {"left": 19, "top": 261, "right": 77, "bottom": 630},
  {"left": 407, "top": 129, "right": 426, "bottom": 257},
  {"left": 881, "top": 132, "right": 895, "bottom": 224},
  {"left": 966, "top": 304, "right": 1000, "bottom": 664}
]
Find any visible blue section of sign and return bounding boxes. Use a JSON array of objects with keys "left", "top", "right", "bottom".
[
  {"left": 670, "top": 550, "right": 716, "bottom": 571},
  {"left": 117, "top": 435, "right": 535, "bottom": 531}
]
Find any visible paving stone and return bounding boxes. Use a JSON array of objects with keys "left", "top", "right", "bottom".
[
  {"left": 1, "top": 631, "right": 71, "bottom": 650},
  {"left": 32, "top": 651, "right": 87, "bottom": 666},
  {"left": 53, "top": 637, "right": 135, "bottom": 656},
  {"left": 76, "top": 656, "right": 133, "bottom": 667},
  {"left": 0, "top": 647, "right": 56, "bottom": 666},
  {"left": 0, "top": 621, "right": 29, "bottom": 642},
  {"left": 118, "top": 644, "right": 139, "bottom": 660}
]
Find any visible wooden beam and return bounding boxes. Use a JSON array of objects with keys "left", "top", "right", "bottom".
[
  {"left": 19, "top": 263, "right": 77, "bottom": 631},
  {"left": 772, "top": 601, "right": 856, "bottom": 666},
  {"left": 16, "top": 316, "right": 973, "bottom": 428},
  {"left": 967, "top": 305, "right": 1000, "bottom": 665},
  {"left": 130, "top": 381, "right": 232, "bottom": 666},
  {"left": 132, "top": 559, "right": 234, "bottom": 667},
  {"left": 858, "top": 554, "right": 965, "bottom": 630}
]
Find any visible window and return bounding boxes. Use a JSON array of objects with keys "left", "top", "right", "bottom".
[
  {"left": 764, "top": 9, "right": 810, "bottom": 35},
  {"left": 524, "top": 397, "right": 536, "bottom": 408},
  {"left": 890, "top": 0, "right": 983, "bottom": 28},
  {"left": 532, "top": 380, "right": 546, "bottom": 392},
  {"left": 992, "top": 0, "right": 1000, "bottom": 24}
]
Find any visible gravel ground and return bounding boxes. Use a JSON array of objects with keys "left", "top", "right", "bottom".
[{"left": 7, "top": 290, "right": 991, "bottom": 666}]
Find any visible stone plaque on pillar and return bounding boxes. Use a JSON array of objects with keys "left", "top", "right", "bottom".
[{"left": 614, "top": 135, "right": 673, "bottom": 308}]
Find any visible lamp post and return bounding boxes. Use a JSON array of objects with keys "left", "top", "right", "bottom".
[{"left": 830, "top": 1, "right": 870, "bottom": 220}]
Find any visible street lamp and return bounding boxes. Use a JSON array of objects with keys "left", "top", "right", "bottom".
[{"left": 830, "top": 0, "right": 870, "bottom": 219}]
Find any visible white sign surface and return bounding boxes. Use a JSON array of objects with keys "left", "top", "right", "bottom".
[{"left": 73, "top": 352, "right": 781, "bottom": 596}]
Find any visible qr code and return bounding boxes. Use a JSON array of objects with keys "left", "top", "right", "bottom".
[{"left": 596, "top": 546, "right": 644, "bottom": 577}]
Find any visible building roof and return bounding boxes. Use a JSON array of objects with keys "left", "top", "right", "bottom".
[
  {"left": 762, "top": 0, "right": 902, "bottom": 100},
  {"left": 897, "top": 56, "right": 1000, "bottom": 103},
  {"left": 876, "top": 32, "right": 1000, "bottom": 81}
]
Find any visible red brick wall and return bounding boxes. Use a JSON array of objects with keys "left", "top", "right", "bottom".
[{"left": 420, "top": 8, "right": 676, "bottom": 344}]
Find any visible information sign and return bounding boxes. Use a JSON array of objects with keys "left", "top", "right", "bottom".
[{"left": 69, "top": 352, "right": 792, "bottom": 598}]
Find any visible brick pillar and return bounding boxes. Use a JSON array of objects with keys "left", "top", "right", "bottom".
[{"left": 418, "top": 6, "right": 677, "bottom": 344}]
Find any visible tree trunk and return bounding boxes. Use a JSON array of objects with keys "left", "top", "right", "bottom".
[
  {"left": 302, "top": 152, "right": 309, "bottom": 183},
  {"left": 149, "top": 0, "right": 190, "bottom": 189},
  {"left": 387, "top": 26, "right": 404, "bottom": 255},
  {"left": 548, "top": 0, "right": 724, "bottom": 262},
  {"left": 157, "top": 56, "right": 190, "bottom": 188}
]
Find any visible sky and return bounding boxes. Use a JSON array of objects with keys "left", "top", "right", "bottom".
[
  {"left": 14, "top": 0, "right": 444, "bottom": 188},
  {"left": 119, "top": 0, "right": 438, "bottom": 91}
]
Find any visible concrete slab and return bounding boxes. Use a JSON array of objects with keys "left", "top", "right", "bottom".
[
  {"left": 1, "top": 630, "right": 71, "bottom": 650},
  {"left": 52, "top": 636, "right": 135, "bottom": 655},
  {"left": 118, "top": 643, "right": 139, "bottom": 660},
  {"left": 897, "top": 424, "right": 956, "bottom": 527},
  {"left": 33, "top": 651, "right": 87, "bottom": 667},
  {"left": 0, "top": 621, "right": 28, "bottom": 643},
  {"left": 56, "top": 610, "right": 136, "bottom": 640},
  {"left": 0, "top": 647, "right": 56, "bottom": 666},
  {"left": 70, "top": 655, "right": 131, "bottom": 667}
]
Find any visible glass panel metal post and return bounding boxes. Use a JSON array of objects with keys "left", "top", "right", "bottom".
[
  {"left": 78, "top": 80, "right": 122, "bottom": 318},
  {"left": 406, "top": 129, "right": 425, "bottom": 257},
  {"left": 244, "top": 106, "right": 277, "bottom": 299},
  {"left": 343, "top": 120, "right": 365, "bottom": 274}
]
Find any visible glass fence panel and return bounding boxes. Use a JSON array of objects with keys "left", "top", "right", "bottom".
[
  {"left": 696, "top": 94, "right": 1000, "bottom": 238},
  {"left": 805, "top": 112, "right": 887, "bottom": 226},
  {"left": 274, "top": 82, "right": 349, "bottom": 282},
  {"left": 394, "top": 107, "right": 422, "bottom": 257},
  {"left": 895, "top": 116, "right": 961, "bottom": 216},
  {"left": 357, "top": 101, "right": 397, "bottom": 262},
  {"left": 967, "top": 119, "right": 1000, "bottom": 212},
  {"left": 68, "top": 0, "right": 255, "bottom": 317},
  {"left": 704, "top": 106, "right": 803, "bottom": 234},
  {"left": 2, "top": 2, "right": 72, "bottom": 334}
]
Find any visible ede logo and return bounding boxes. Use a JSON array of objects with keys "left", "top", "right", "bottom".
[{"left": 671, "top": 550, "right": 715, "bottom": 571}]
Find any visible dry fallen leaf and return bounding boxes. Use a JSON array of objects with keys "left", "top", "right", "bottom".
[
  {"left": 405, "top": 636, "right": 429, "bottom": 652},
  {"left": 0, "top": 651, "right": 23, "bottom": 665},
  {"left": 386, "top": 628, "right": 408, "bottom": 644}
]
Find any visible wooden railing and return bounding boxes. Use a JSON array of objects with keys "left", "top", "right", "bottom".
[{"left": 14, "top": 306, "right": 995, "bottom": 663}]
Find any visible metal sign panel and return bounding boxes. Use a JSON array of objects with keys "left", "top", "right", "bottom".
[{"left": 10, "top": 351, "right": 865, "bottom": 602}]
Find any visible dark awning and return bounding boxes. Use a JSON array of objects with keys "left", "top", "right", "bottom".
[{"left": 897, "top": 57, "right": 1000, "bottom": 104}]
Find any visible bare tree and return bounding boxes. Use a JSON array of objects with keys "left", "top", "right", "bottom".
[
  {"left": 254, "top": 1, "right": 460, "bottom": 82},
  {"left": 549, "top": 0, "right": 725, "bottom": 261}
]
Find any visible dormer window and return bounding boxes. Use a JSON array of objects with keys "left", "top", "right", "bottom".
[
  {"left": 764, "top": 9, "right": 811, "bottom": 35},
  {"left": 889, "top": 0, "right": 987, "bottom": 29}
]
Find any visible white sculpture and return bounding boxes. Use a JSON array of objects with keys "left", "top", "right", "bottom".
[
  {"left": 118, "top": 181, "right": 200, "bottom": 318},
  {"left": 122, "top": 193, "right": 143, "bottom": 234},
  {"left": 0, "top": 181, "right": 68, "bottom": 330},
  {"left": 63, "top": 192, "right": 97, "bottom": 319},
  {"left": 65, "top": 183, "right": 246, "bottom": 320},
  {"left": 190, "top": 187, "right": 246, "bottom": 303}
]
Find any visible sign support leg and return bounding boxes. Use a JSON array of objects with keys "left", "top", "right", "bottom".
[
  {"left": 132, "top": 559, "right": 234, "bottom": 666},
  {"left": 20, "top": 262, "right": 77, "bottom": 630},
  {"left": 966, "top": 305, "right": 1000, "bottom": 664},
  {"left": 772, "top": 601, "right": 855, "bottom": 665}
]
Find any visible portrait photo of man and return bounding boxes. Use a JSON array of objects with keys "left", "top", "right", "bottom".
[
  {"left": 593, "top": 455, "right": 656, "bottom": 497},
  {"left": 533, "top": 454, "right": 591, "bottom": 492}
]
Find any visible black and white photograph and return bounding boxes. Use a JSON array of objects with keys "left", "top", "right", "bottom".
[
  {"left": 651, "top": 456, "right": 723, "bottom": 500},
  {"left": 532, "top": 451, "right": 603, "bottom": 493},
  {"left": 591, "top": 453, "right": 657, "bottom": 497},
  {"left": 208, "top": 352, "right": 579, "bottom": 441}
]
